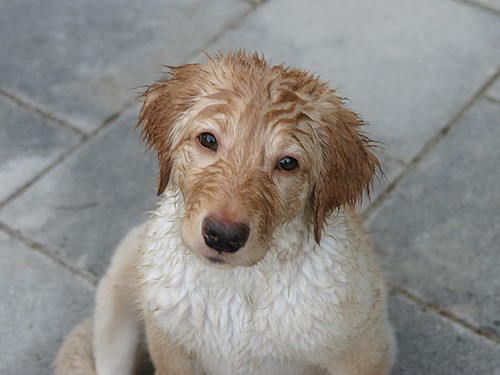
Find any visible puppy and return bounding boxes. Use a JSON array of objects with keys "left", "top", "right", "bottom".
[{"left": 56, "top": 51, "right": 395, "bottom": 375}]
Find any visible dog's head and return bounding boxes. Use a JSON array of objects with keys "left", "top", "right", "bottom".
[{"left": 138, "top": 51, "right": 379, "bottom": 267}]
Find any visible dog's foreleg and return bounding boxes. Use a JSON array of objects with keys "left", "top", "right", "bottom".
[
  {"left": 93, "top": 225, "right": 145, "bottom": 375},
  {"left": 142, "top": 312, "right": 196, "bottom": 375}
]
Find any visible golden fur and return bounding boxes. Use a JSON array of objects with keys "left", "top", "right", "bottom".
[
  {"left": 56, "top": 51, "right": 393, "bottom": 375},
  {"left": 140, "top": 52, "right": 379, "bottom": 248}
]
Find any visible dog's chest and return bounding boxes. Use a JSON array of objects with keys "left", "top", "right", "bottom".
[
  {"left": 154, "top": 271, "right": 303, "bottom": 374},
  {"left": 139, "top": 214, "right": 360, "bottom": 374}
]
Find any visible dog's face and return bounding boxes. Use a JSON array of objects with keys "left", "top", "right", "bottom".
[{"left": 138, "top": 52, "right": 379, "bottom": 267}]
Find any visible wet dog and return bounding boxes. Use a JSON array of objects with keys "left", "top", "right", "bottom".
[{"left": 56, "top": 51, "right": 395, "bottom": 375}]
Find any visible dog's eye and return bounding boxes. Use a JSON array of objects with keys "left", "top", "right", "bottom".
[
  {"left": 198, "top": 133, "right": 218, "bottom": 151},
  {"left": 276, "top": 156, "right": 298, "bottom": 171}
]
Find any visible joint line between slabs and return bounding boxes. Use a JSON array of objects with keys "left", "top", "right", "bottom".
[
  {"left": 0, "top": 89, "right": 87, "bottom": 137},
  {"left": 0, "top": 222, "right": 98, "bottom": 286},
  {"left": 364, "top": 69, "right": 500, "bottom": 218},
  {"left": 389, "top": 283, "right": 500, "bottom": 344},
  {"left": 454, "top": 0, "right": 500, "bottom": 16},
  {"left": 195, "top": 2, "right": 268, "bottom": 60}
]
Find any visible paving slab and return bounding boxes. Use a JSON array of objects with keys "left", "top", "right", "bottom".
[
  {"left": 389, "top": 291, "right": 500, "bottom": 375},
  {"left": 0, "top": 96, "right": 81, "bottom": 205},
  {"left": 367, "top": 99, "right": 500, "bottom": 338},
  {"left": 0, "top": 230, "right": 94, "bottom": 375},
  {"left": 0, "top": 0, "right": 252, "bottom": 132},
  {"left": 0, "top": 108, "right": 158, "bottom": 277},
  {"left": 205, "top": 0, "right": 500, "bottom": 164}
]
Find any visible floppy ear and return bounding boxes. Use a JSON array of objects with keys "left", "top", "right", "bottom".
[
  {"left": 311, "top": 96, "right": 380, "bottom": 243},
  {"left": 137, "top": 64, "right": 205, "bottom": 195}
]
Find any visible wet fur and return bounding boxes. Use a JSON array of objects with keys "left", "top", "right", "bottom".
[{"left": 56, "top": 51, "right": 395, "bottom": 375}]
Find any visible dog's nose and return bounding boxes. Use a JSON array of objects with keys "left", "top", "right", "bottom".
[{"left": 202, "top": 216, "right": 250, "bottom": 253}]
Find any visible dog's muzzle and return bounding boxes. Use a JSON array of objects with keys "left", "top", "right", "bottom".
[{"left": 202, "top": 215, "right": 250, "bottom": 253}]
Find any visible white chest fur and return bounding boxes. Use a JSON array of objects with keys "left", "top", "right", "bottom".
[{"left": 139, "top": 197, "right": 377, "bottom": 375}]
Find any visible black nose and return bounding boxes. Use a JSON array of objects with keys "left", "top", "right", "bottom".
[{"left": 202, "top": 216, "right": 250, "bottom": 253}]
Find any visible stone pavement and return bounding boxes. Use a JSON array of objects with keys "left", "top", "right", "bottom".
[{"left": 0, "top": 0, "right": 499, "bottom": 373}]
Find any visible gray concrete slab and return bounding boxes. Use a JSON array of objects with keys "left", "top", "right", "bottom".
[
  {"left": 0, "top": 108, "right": 158, "bottom": 276},
  {"left": 0, "top": 230, "right": 94, "bottom": 375},
  {"left": 206, "top": 0, "right": 500, "bottom": 164},
  {"left": 367, "top": 99, "right": 500, "bottom": 339},
  {"left": 0, "top": 96, "right": 81, "bottom": 204},
  {"left": 389, "top": 291, "right": 500, "bottom": 375},
  {"left": 0, "top": 0, "right": 251, "bottom": 133}
]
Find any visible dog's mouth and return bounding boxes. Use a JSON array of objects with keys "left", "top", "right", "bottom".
[{"left": 205, "top": 255, "right": 226, "bottom": 265}]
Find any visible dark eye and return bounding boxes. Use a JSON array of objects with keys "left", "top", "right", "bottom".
[
  {"left": 276, "top": 156, "right": 298, "bottom": 171},
  {"left": 198, "top": 133, "right": 218, "bottom": 151}
]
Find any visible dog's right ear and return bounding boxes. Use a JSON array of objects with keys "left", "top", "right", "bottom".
[{"left": 137, "top": 64, "right": 206, "bottom": 195}]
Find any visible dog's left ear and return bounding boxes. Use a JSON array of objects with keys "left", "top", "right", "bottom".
[
  {"left": 310, "top": 95, "right": 380, "bottom": 243},
  {"left": 137, "top": 64, "right": 206, "bottom": 195}
]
